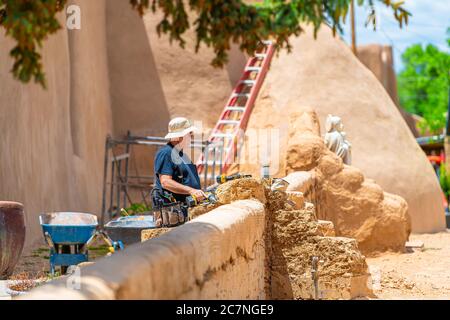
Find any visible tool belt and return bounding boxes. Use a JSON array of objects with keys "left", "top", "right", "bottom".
[{"left": 151, "top": 188, "right": 187, "bottom": 228}]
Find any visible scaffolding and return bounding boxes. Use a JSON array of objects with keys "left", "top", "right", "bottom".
[{"left": 100, "top": 132, "right": 223, "bottom": 226}]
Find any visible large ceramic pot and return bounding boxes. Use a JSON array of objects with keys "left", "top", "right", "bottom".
[{"left": 0, "top": 201, "right": 26, "bottom": 279}]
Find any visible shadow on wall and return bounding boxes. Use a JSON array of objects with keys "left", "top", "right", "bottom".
[
  {"left": 106, "top": 0, "right": 171, "bottom": 139},
  {"left": 106, "top": 0, "right": 172, "bottom": 180},
  {"left": 270, "top": 237, "right": 295, "bottom": 299},
  {"left": 226, "top": 44, "right": 249, "bottom": 88}
]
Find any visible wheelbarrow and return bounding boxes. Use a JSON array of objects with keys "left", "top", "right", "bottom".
[
  {"left": 105, "top": 215, "right": 158, "bottom": 245},
  {"left": 39, "top": 212, "right": 123, "bottom": 275}
]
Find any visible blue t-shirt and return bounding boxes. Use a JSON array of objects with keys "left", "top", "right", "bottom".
[{"left": 154, "top": 143, "right": 201, "bottom": 202}]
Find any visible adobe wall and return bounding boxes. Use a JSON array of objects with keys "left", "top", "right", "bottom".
[
  {"left": 22, "top": 178, "right": 374, "bottom": 300},
  {"left": 0, "top": 0, "right": 112, "bottom": 248},
  {"left": 0, "top": 0, "right": 248, "bottom": 248},
  {"left": 105, "top": 0, "right": 249, "bottom": 181},
  {"left": 239, "top": 26, "right": 445, "bottom": 233},
  {"left": 106, "top": 0, "right": 248, "bottom": 139},
  {"left": 23, "top": 200, "right": 267, "bottom": 299},
  {"left": 0, "top": 1, "right": 443, "bottom": 254}
]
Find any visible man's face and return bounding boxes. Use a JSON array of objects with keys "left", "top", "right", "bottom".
[{"left": 180, "top": 132, "right": 193, "bottom": 150}]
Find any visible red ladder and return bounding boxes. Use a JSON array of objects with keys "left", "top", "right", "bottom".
[{"left": 197, "top": 41, "right": 275, "bottom": 180}]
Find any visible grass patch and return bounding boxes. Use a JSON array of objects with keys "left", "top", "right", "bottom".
[
  {"left": 88, "top": 245, "right": 111, "bottom": 259},
  {"left": 33, "top": 247, "right": 49, "bottom": 254},
  {"left": 88, "top": 244, "right": 110, "bottom": 251}
]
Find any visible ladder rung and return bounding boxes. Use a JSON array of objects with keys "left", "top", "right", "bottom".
[
  {"left": 212, "top": 133, "right": 235, "bottom": 139},
  {"left": 245, "top": 66, "right": 261, "bottom": 72},
  {"left": 239, "top": 80, "right": 256, "bottom": 86},
  {"left": 226, "top": 106, "right": 246, "bottom": 112},
  {"left": 232, "top": 93, "right": 250, "bottom": 98},
  {"left": 203, "top": 146, "right": 231, "bottom": 157},
  {"left": 202, "top": 161, "right": 223, "bottom": 166},
  {"left": 218, "top": 120, "right": 240, "bottom": 125},
  {"left": 262, "top": 40, "right": 273, "bottom": 46},
  {"left": 109, "top": 153, "right": 130, "bottom": 162},
  {"left": 255, "top": 53, "right": 266, "bottom": 59}
]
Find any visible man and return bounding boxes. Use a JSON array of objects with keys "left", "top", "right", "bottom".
[{"left": 152, "top": 117, "right": 206, "bottom": 216}]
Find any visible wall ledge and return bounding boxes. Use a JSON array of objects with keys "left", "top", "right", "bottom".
[{"left": 22, "top": 199, "right": 266, "bottom": 300}]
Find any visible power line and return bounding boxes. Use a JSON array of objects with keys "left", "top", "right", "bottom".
[
  {"left": 378, "top": 25, "right": 404, "bottom": 56},
  {"left": 409, "top": 23, "right": 449, "bottom": 29},
  {"left": 381, "top": 14, "right": 445, "bottom": 31},
  {"left": 382, "top": 18, "right": 444, "bottom": 44}
]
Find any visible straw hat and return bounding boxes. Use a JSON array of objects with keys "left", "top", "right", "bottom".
[{"left": 165, "top": 117, "right": 198, "bottom": 139}]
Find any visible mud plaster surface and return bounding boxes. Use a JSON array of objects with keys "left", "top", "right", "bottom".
[
  {"left": 141, "top": 228, "right": 172, "bottom": 242},
  {"left": 239, "top": 24, "right": 444, "bottom": 233},
  {"left": 242, "top": 106, "right": 412, "bottom": 256},
  {"left": 191, "top": 178, "right": 372, "bottom": 299},
  {"left": 269, "top": 203, "right": 371, "bottom": 299},
  {"left": 189, "top": 178, "right": 266, "bottom": 219}
]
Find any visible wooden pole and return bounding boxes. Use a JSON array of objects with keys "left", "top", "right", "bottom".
[{"left": 350, "top": 0, "right": 357, "bottom": 55}]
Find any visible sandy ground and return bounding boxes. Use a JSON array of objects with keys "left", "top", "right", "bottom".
[{"left": 367, "top": 230, "right": 450, "bottom": 300}]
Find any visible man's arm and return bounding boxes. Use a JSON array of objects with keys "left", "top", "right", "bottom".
[{"left": 160, "top": 175, "right": 206, "bottom": 201}]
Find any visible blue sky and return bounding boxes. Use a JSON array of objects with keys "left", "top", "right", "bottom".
[{"left": 341, "top": 0, "right": 449, "bottom": 73}]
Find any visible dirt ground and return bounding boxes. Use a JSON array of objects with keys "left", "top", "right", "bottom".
[
  {"left": 367, "top": 230, "right": 450, "bottom": 300},
  {"left": 13, "top": 238, "right": 110, "bottom": 277}
]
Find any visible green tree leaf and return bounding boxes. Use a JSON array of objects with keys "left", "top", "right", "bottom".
[
  {"left": 1, "top": 0, "right": 410, "bottom": 88},
  {"left": 398, "top": 37, "right": 450, "bottom": 135}
]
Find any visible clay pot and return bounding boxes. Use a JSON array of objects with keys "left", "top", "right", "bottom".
[{"left": 0, "top": 201, "right": 26, "bottom": 279}]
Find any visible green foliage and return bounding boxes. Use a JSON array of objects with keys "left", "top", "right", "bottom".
[
  {"left": 0, "top": 0, "right": 67, "bottom": 88},
  {"left": 0, "top": 0, "right": 410, "bottom": 88},
  {"left": 88, "top": 244, "right": 111, "bottom": 258},
  {"left": 398, "top": 30, "right": 450, "bottom": 135},
  {"left": 121, "top": 203, "right": 152, "bottom": 216},
  {"left": 440, "top": 163, "right": 450, "bottom": 198}
]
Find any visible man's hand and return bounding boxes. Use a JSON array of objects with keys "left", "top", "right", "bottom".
[
  {"left": 189, "top": 188, "right": 206, "bottom": 202},
  {"left": 160, "top": 175, "right": 205, "bottom": 201}
]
